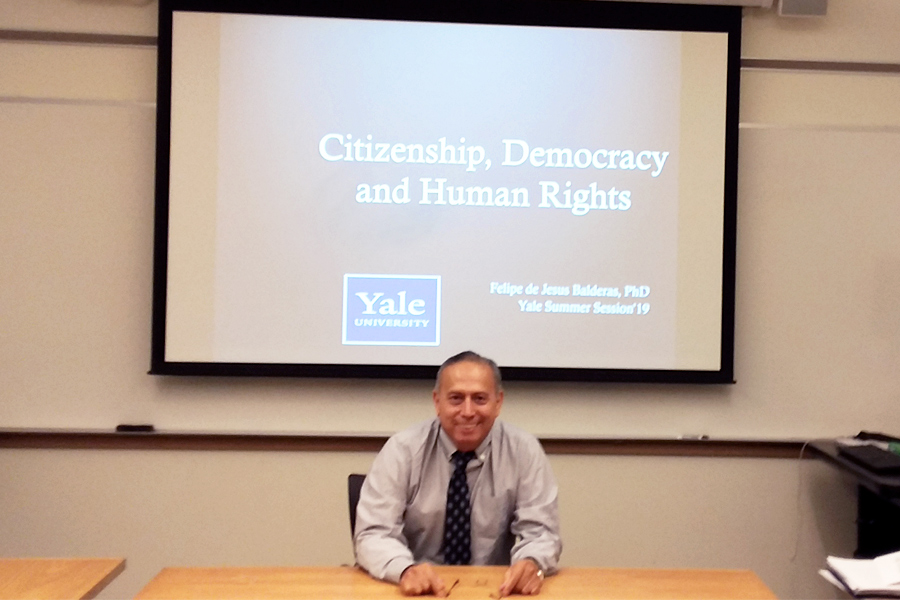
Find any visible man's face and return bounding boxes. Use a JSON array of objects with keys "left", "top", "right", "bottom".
[{"left": 433, "top": 360, "right": 504, "bottom": 452}]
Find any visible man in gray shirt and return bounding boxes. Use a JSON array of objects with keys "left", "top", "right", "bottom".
[{"left": 354, "top": 351, "right": 562, "bottom": 596}]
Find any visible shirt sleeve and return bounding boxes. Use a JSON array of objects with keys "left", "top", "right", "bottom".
[
  {"left": 353, "top": 435, "right": 417, "bottom": 583},
  {"left": 509, "top": 437, "right": 562, "bottom": 574}
]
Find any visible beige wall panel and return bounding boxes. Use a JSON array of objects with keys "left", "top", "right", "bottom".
[
  {"left": 0, "top": 448, "right": 858, "bottom": 600},
  {"left": 741, "top": 69, "right": 900, "bottom": 128},
  {"left": 0, "top": 42, "right": 156, "bottom": 101},
  {"left": 0, "top": 0, "right": 157, "bottom": 37},
  {"left": 743, "top": 0, "right": 900, "bottom": 63}
]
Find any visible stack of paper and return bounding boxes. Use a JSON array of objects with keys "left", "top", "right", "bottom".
[{"left": 821, "top": 550, "right": 900, "bottom": 597}]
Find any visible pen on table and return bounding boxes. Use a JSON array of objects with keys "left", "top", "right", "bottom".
[{"left": 447, "top": 578, "right": 460, "bottom": 596}]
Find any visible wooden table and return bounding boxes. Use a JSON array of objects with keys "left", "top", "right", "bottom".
[
  {"left": 0, "top": 558, "right": 125, "bottom": 600},
  {"left": 134, "top": 565, "right": 777, "bottom": 599}
]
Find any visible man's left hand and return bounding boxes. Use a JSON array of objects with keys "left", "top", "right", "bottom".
[{"left": 498, "top": 559, "right": 544, "bottom": 596}]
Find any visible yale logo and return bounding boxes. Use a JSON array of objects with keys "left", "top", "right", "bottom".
[
  {"left": 356, "top": 291, "right": 425, "bottom": 316},
  {"left": 342, "top": 274, "right": 441, "bottom": 346}
]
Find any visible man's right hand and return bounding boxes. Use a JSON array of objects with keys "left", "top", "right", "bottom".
[{"left": 399, "top": 563, "right": 446, "bottom": 596}]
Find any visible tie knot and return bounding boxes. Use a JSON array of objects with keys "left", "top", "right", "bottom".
[{"left": 452, "top": 451, "right": 476, "bottom": 470}]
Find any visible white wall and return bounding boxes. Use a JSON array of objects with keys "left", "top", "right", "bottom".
[{"left": 2, "top": 0, "right": 899, "bottom": 598}]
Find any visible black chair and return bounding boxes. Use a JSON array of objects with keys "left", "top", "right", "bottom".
[{"left": 348, "top": 473, "right": 367, "bottom": 538}]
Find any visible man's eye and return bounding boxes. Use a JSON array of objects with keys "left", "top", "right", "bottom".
[{"left": 473, "top": 396, "right": 488, "bottom": 405}]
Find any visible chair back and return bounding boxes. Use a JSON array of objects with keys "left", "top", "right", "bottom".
[{"left": 348, "top": 473, "right": 367, "bottom": 538}]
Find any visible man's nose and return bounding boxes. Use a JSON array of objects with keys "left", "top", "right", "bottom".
[{"left": 460, "top": 398, "right": 475, "bottom": 416}]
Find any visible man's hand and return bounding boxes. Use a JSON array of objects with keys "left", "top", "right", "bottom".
[
  {"left": 498, "top": 559, "right": 544, "bottom": 596},
  {"left": 399, "top": 563, "right": 447, "bottom": 596}
]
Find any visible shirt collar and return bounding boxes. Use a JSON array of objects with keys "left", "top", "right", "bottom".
[{"left": 437, "top": 419, "right": 494, "bottom": 463}]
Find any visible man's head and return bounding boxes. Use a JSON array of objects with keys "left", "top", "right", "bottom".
[{"left": 433, "top": 351, "right": 504, "bottom": 452}]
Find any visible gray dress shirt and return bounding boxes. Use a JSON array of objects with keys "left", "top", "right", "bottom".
[{"left": 354, "top": 418, "right": 561, "bottom": 583}]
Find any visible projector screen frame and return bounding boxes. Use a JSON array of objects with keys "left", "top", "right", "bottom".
[{"left": 150, "top": 0, "right": 741, "bottom": 384}]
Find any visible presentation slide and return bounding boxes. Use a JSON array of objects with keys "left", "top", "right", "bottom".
[{"left": 161, "top": 8, "right": 732, "bottom": 375}]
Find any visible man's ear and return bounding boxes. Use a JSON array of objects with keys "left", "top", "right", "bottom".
[{"left": 433, "top": 389, "right": 440, "bottom": 413}]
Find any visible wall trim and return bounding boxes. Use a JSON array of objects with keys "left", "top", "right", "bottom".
[
  {"left": 0, "top": 30, "right": 157, "bottom": 46},
  {"left": 0, "top": 430, "right": 807, "bottom": 458}
]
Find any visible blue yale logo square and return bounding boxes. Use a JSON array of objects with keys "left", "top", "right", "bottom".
[{"left": 342, "top": 274, "right": 441, "bottom": 346}]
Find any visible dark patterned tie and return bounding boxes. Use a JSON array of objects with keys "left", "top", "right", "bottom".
[{"left": 443, "top": 450, "right": 476, "bottom": 565}]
